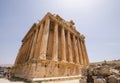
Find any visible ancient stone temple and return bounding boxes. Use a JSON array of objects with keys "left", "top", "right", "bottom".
[{"left": 12, "top": 12, "right": 89, "bottom": 81}]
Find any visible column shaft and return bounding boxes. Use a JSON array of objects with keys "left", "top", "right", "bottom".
[
  {"left": 52, "top": 23, "right": 58, "bottom": 61},
  {"left": 19, "top": 42, "right": 27, "bottom": 63},
  {"left": 26, "top": 35, "right": 34, "bottom": 61},
  {"left": 78, "top": 39, "right": 84, "bottom": 65},
  {"left": 29, "top": 27, "right": 39, "bottom": 60},
  {"left": 61, "top": 27, "right": 66, "bottom": 61},
  {"left": 73, "top": 35, "right": 79, "bottom": 64},
  {"left": 39, "top": 18, "right": 50, "bottom": 60},
  {"left": 83, "top": 40, "right": 89, "bottom": 65},
  {"left": 34, "top": 24, "right": 43, "bottom": 59},
  {"left": 15, "top": 44, "right": 24, "bottom": 64},
  {"left": 67, "top": 31, "right": 73, "bottom": 63},
  {"left": 23, "top": 38, "right": 31, "bottom": 62},
  {"left": 28, "top": 32, "right": 35, "bottom": 60},
  {"left": 80, "top": 39, "right": 87, "bottom": 65}
]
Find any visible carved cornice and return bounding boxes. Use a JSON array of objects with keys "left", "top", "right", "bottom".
[
  {"left": 22, "top": 23, "right": 38, "bottom": 43},
  {"left": 47, "top": 13, "right": 79, "bottom": 35},
  {"left": 22, "top": 12, "right": 85, "bottom": 42}
]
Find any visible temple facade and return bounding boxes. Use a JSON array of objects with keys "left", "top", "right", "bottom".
[{"left": 12, "top": 12, "right": 89, "bottom": 80}]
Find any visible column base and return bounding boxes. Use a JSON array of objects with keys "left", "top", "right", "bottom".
[{"left": 61, "top": 60, "right": 68, "bottom": 63}]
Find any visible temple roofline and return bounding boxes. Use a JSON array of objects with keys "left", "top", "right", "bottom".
[
  {"left": 22, "top": 12, "right": 84, "bottom": 43},
  {"left": 13, "top": 12, "right": 89, "bottom": 80}
]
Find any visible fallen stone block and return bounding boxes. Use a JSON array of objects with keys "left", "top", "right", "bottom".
[
  {"left": 94, "top": 78, "right": 106, "bottom": 83},
  {"left": 107, "top": 75, "right": 120, "bottom": 83}
]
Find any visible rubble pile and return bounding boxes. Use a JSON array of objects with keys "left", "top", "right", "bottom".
[{"left": 82, "top": 60, "right": 120, "bottom": 83}]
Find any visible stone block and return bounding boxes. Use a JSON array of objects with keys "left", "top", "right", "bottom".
[
  {"left": 108, "top": 75, "right": 120, "bottom": 83},
  {"left": 93, "top": 66, "right": 111, "bottom": 76},
  {"left": 94, "top": 78, "right": 106, "bottom": 83},
  {"left": 79, "top": 76, "right": 87, "bottom": 83}
]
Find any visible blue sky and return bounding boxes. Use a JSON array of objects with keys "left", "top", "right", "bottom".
[{"left": 0, "top": 0, "right": 120, "bottom": 64}]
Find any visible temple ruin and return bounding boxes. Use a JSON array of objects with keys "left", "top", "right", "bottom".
[{"left": 12, "top": 12, "right": 89, "bottom": 81}]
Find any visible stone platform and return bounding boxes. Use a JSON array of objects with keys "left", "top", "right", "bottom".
[{"left": 13, "top": 60, "right": 83, "bottom": 81}]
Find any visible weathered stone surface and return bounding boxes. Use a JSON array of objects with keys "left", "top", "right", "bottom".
[
  {"left": 107, "top": 75, "right": 120, "bottom": 83},
  {"left": 84, "top": 60, "right": 120, "bottom": 83},
  {"left": 110, "top": 68, "right": 120, "bottom": 77},
  {"left": 12, "top": 12, "right": 89, "bottom": 81},
  {"left": 93, "top": 66, "right": 111, "bottom": 76},
  {"left": 79, "top": 76, "right": 87, "bottom": 83},
  {"left": 94, "top": 78, "right": 106, "bottom": 83}
]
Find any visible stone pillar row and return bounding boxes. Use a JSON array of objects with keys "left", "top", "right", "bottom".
[
  {"left": 15, "top": 17, "right": 89, "bottom": 66},
  {"left": 37, "top": 17, "right": 88, "bottom": 65},
  {"left": 15, "top": 33, "right": 35, "bottom": 64},
  {"left": 22, "top": 34, "right": 35, "bottom": 63}
]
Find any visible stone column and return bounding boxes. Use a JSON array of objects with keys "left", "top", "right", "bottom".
[
  {"left": 23, "top": 38, "right": 31, "bottom": 62},
  {"left": 52, "top": 22, "right": 58, "bottom": 61},
  {"left": 39, "top": 18, "right": 50, "bottom": 60},
  {"left": 25, "top": 35, "right": 34, "bottom": 61},
  {"left": 15, "top": 44, "right": 24, "bottom": 64},
  {"left": 19, "top": 41, "right": 27, "bottom": 64},
  {"left": 61, "top": 27, "right": 66, "bottom": 62},
  {"left": 29, "top": 27, "right": 39, "bottom": 60},
  {"left": 78, "top": 39, "right": 83, "bottom": 65},
  {"left": 80, "top": 39, "right": 87, "bottom": 65},
  {"left": 82, "top": 40, "right": 89, "bottom": 65},
  {"left": 25, "top": 33, "right": 35, "bottom": 62},
  {"left": 73, "top": 35, "right": 79, "bottom": 64},
  {"left": 67, "top": 31, "right": 73, "bottom": 63},
  {"left": 34, "top": 23, "right": 43, "bottom": 59}
]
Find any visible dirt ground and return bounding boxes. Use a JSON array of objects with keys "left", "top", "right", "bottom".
[
  {"left": 0, "top": 78, "right": 80, "bottom": 83},
  {"left": 0, "top": 78, "right": 24, "bottom": 83}
]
